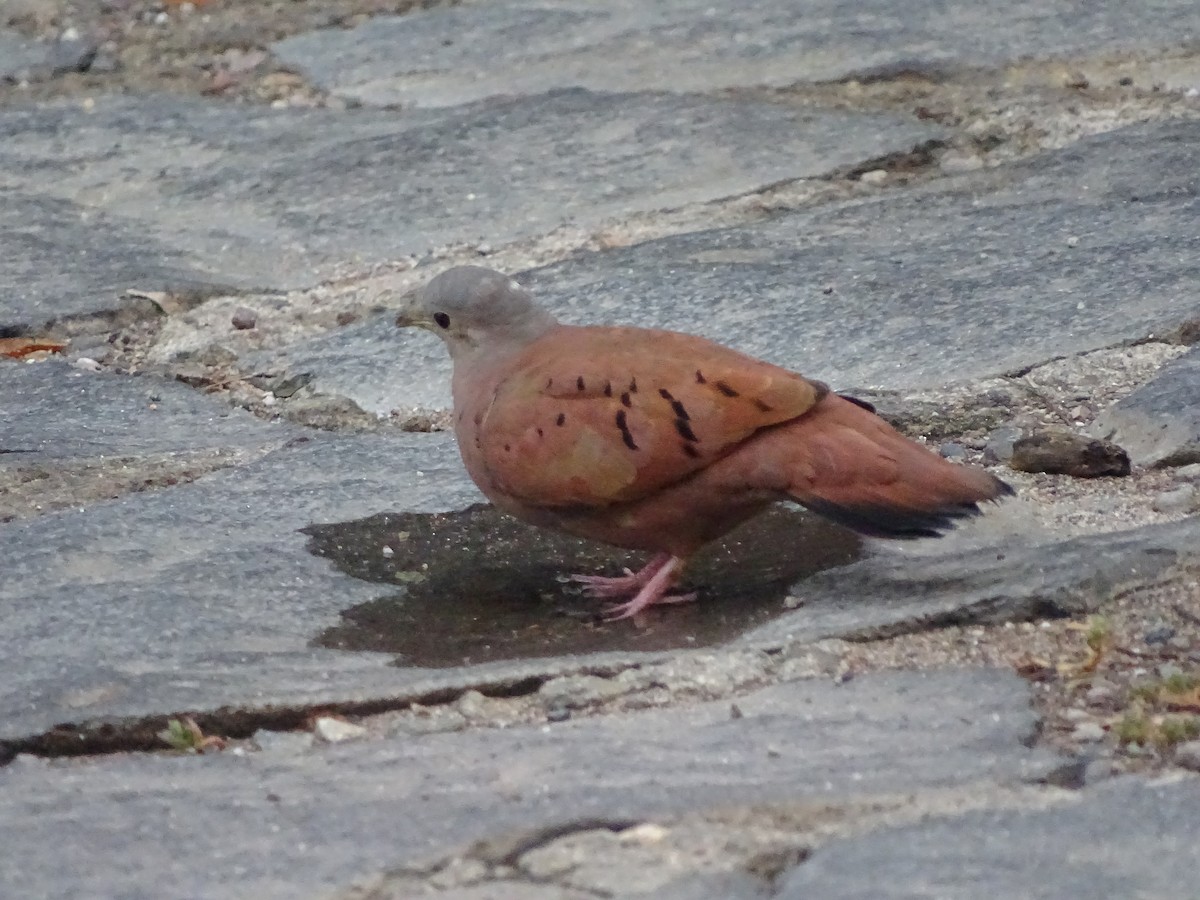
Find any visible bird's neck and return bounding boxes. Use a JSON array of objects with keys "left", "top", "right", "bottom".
[{"left": 450, "top": 330, "right": 547, "bottom": 408}]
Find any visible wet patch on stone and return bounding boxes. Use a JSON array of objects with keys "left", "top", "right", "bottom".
[{"left": 307, "top": 504, "right": 862, "bottom": 666}]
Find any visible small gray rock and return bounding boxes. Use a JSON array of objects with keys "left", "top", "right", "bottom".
[
  {"left": 1090, "top": 346, "right": 1200, "bottom": 468},
  {"left": 231, "top": 307, "right": 259, "bottom": 330},
  {"left": 1144, "top": 624, "right": 1177, "bottom": 645},
  {"left": 1084, "top": 681, "right": 1121, "bottom": 710},
  {"left": 1175, "top": 740, "right": 1200, "bottom": 772},
  {"left": 47, "top": 37, "right": 97, "bottom": 74},
  {"left": 1151, "top": 485, "right": 1199, "bottom": 514},
  {"left": 938, "top": 442, "right": 967, "bottom": 460},
  {"left": 983, "top": 425, "right": 1023, "bottom": 464},
  {"left": 1009, "top": 429, "right": 1130, "bottom": 477}
]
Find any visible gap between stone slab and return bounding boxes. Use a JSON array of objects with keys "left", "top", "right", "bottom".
[
  {"left": 354, "top": 783, "right": 1077, "bottom": 899},
  {"left": 0, "top": 660, "right": 640, "bottom": 765}
]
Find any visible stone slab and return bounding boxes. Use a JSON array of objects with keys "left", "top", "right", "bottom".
[
  {"left": 0, "top": 669, "right": 1059, "bottom": 900},
  {"left": 0, "top": 91, "right": 939, "bottom": 330},
  {"left": 271, "top": 119, "right": 1200, "bottom": 415},
  {"left": 0, "top": 189, "right": 235, "bottom": 333},
  {"left": 736, "top": 514, "right": 1200, "bottom": 647},
  {"left": 272, "top": 0, "right": 1200, "bottom": 108},
  {"left": 777, "top": 775, "right": 1200, "bottom": 899},
  {"left": 0, "top": 358, "right": 290, "bottom": 461},
  {"left": 1091, "top": 346, "right": 1200, "bottom": 468},
  {"left": 0, "top": 429, "right": 495, "bottom": 740}
]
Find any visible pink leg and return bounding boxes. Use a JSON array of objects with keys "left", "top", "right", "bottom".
[
  {"left": 602, "top": 556, "right": 697, "bottom": 621},
  {"left": 569, "top": 552, "right": 672, "bottom": 599}
]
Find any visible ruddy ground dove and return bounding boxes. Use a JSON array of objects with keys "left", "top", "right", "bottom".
[{"left": 396, "top": 266, "right": 1013, "bottom": 620}]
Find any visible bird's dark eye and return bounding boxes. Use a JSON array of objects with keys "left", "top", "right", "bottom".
[{"left": 434, "top": 312, "right": 451, "bottom": 329}]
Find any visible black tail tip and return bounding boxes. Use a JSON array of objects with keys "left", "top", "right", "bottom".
[{"left": 802, "top": 497, "right": 994, "bottom": 540}]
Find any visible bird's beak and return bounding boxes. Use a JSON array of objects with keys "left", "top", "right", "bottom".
[{"left": 394, "top": 290, "right": 424, "bottom": 329}]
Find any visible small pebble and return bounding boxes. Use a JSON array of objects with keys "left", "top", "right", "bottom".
[
  {"left": 1175, "top": 740, "right": 1200, "bottom": 773},
  {"left": 313, "top": 716, "right": 367, "bottom": 743},
  {"left": 982, "top": 425, "right": 1022, "bottom": 464},
  {"left": 1144, "top": 624, "right": 1176, "bottom": 645},
  {"left": 231, "top": 307, "right": 258, "bottom": 330},
  {"left": 858, "top": 169, "right": 887, "bottom": 185},
  {"left": 938, "top": 442, "right": 967, "bottom": 460},
  {"left": 618, "top": 823, "right": 669, "bottom": 845},
  {"left": 1151, "top": 485, "right": 1198, "bottom": 514},
  {"left": 1084, "top": 682, "right": 1120, "bottom": 709},
  {"left": 381, "top": 546, "right": 394, "bottom": 558},
  {"left": 72, "top": 357, "right": 102, "bottom": 372},
  {"left": 1172, "top": 463, "right": 1200, "bottom": 482},
  {"left": 1065, "top": 235, "right": 1080, "bottom": 248},
  {"left": 1009, "top": 429, "right": 1130, "bottom": 478},
  {"left": 1157, "top": 663, "right": 1184, "bottom": 681},
  {"left": 455, "top": 689, "right": 494, "bottom": 719},
  {"left": 1072, "top": 722, "right": 1106, "bottom": 743}
]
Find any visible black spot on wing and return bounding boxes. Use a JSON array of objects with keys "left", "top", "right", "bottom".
[
  {"left": 615, "top": 409, "right": 638, "bottom": 451},
  {"left": 675, "top": 419, "right": 699, "bottom": 443}
]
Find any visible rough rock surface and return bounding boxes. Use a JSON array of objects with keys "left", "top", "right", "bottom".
[{"left": 1091, "top": 347, "right": 1200, "bottom": 468}]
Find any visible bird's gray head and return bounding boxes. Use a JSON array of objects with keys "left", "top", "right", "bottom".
[{"left": 395, "top": 266, "right": 558, "bottom": 358}]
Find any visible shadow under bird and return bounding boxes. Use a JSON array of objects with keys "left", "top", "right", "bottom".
[{"left": 395, "top": 266, "right": 1013, "bottom": 620}]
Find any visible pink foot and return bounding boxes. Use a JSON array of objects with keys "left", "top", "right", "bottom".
[
  {"left": 569, "top": 552, "right": 672, "bottom": 599},
  {"left": 569, "top": 554, "right": 695, "bottom": 620},
  {"left": 603, "top": 588, "right": 697, "bottom": 622}
]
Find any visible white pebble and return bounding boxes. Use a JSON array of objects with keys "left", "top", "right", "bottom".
[
  {"left": 313, "top": 717, "right": 367, "bottom": 743},
  {"left": 1072, "top": 722, "right": 1105, "bottom": 743}
]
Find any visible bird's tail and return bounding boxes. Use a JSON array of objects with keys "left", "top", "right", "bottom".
[{"left": 775, "top": 394, "right": 1013, "bottom": 538}]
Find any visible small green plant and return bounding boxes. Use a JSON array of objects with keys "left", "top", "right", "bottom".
[
  {"left": 158, "top": 716, "right": 226, "bottom": 753},
  {"left": 1084, "top": 616, "right": 1112, "bottom": 654},
  {"left": 1158, "top": 716, "right": 1200, "bottom": 747},
  {"left": 1114, "top": 712, "right": 1150, "bottom": 746}
]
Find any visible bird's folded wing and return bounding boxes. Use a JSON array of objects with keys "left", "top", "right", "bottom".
[{"left": 477, "top": 326, "right": 826, "bottom": 507}]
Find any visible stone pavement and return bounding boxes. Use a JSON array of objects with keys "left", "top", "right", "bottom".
[{"left": 2, "top": 1, "right": 1200, "bottom": 897}]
